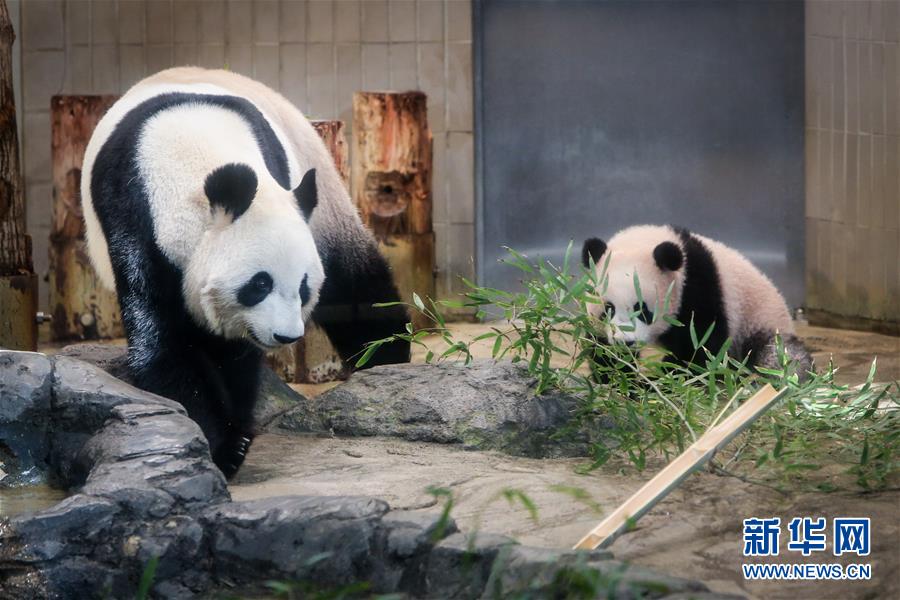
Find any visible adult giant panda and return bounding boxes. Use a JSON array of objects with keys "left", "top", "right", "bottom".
[
  {"left": 82, "top": 68, "right": 409, "bottom": 477},
  {"left": 581, "top": 225, "right": 813, "bottom": 378}
]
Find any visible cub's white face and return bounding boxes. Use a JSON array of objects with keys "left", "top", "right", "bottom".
[
  {"left": 592, "top": 256, "right": 675, "bottom": 344},
  {"left": 583, "top": 228, "right": 685, "bottom": 346},
  {"left": 183, "top": 164, "right": 324, "bottom": 350}
]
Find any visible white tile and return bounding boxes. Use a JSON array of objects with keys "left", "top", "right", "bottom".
[
  {"left": 92, "top": 46, "right": 119, "bottom": 94},
  {"left": 26, "top": 183, "right": 53, "bottom": 237},
  {"left": 279, "top": 0, "right": 307, "bottom": 43},
  {"left": 119, "top": 45, "right": 146, "bottom": 92},
  {"left": 118, "top": 0, "right": 145, "bottom": 45},
  {"left": 198, "top": 44, "right": 227, "bottom": 69},
  {"left": 198, "top": 1, "right": 227, "bottom": 43},
  {"left": 361, "top": 0, "right": 388, "bottom": 42},
  {"left": 63, "top": 45, "right": 91, "bottom": 94},
  {"left": 389, "top": 43, "right": 417, "bottom": 90},
  {"left": 446, "top": 42, "right": 472, "bottom": 131},
  {"left": 23, "top": 0, "right": 63, "bottom": 50},
  {"left": 447, "top": 131, "right": 473, "bottom": 224},
  {"left": 417, "top": 0, "right": 442, "bottom": 42},
  {"left": 389, "top": 0, "right": 416, "bottom": 42},
  {"left": 254, "top": 0, "right": 280, "bottom": 42},
  {"left": 280, "top": 43, "right": 308, "bottom": 111},
  {"left": 174, "top": 0, "right": 201, "bottom": 44},
  {"left": 362, "top": 43, "right": 388, "bottom": 89},
  {"left": 65, "top": 0, "right": 90, "bottom": 45},
  {"left": 335, "top": 0, "right": 360, "bottom": 42},
  {"left": 174, "top": 44, "right": 199, "bottom": 67},
  {"left": 23, "top": 51, "right": 65, "bottom": 112},
  {"left": 24, "top": 112, "right": 50, "bottom": 185},
  {"left": 448, "top": 222, "right": 475, "bottom": 292},
  {"left": 147, "top": 0, "right": 174, "bottom": 45},
  {"left": 446, "top": 0, "right": 471, "bottom": 42},
  {"left": 91, "top": 0, "right": 118, "bottom": 44},
  {"left": 336, "top": 44, "right": 361, "bottom": 124},
  {"left": 417, "top": 42, "right": 444, "bottom": 132},
  {"left": 308, "top": 0, "right": 334, "bottom": 42},
  {"left": 227, "top": 0, "right": 253, "bottom": 43},
  {"left": 431, "top": 130, "right": 447, "bottom": 223},
  {"left": 433, "top": 221, "right": 449, "bottom": 297},
  {"left": 307, "top": 43, "right": 335, "bottom": 119},
  {"left": 225, "top": 43, "right": 253, "bottom": 76},
  {"left": 146, "top": 45, "right": 174, "bottom": 74},
  {"left": 253, "top": 44, "right": 281, "bottom": 90}
]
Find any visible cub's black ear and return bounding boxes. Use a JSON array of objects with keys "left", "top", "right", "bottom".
[
  {"left": 653, "top": 241, "right": 684, "bottom": 271},
  {"left": 582, "top": 237, "right": 607, "bottom": 268},
  {"left": 205, "top": 163, "right": 257, "bottom": 221},
  {"left": 294, "top": 168, "right": 317, "bottom": 220}
]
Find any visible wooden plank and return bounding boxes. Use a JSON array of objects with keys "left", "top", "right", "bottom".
[
  {"left": 0, "top": 0, "right": 35, "bottom": 350},
  {"left": 49, "top": 95, "right": 122, "bottom": 341},
  {"left": 573, "top": 384, "right": 787, "bottom": 551}
]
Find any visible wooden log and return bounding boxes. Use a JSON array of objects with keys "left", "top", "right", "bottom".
[
  {"left": 49, "top": 95, "right": 123, "bottom": 341},
  {"left": 267, "top": 119, "right": 351, "bottom": 383},
  {"left": 0, "top": 0, "right": 36, "bottom": 350},
  {"left": 311, "top": 119, "right": 350, "bottom": 187},
  {"left": 352, "top": 91, "right": 435, "bottom": 330}
]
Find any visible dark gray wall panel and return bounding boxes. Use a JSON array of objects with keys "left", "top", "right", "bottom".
[{"left": 475, "top": 0, "right": 805, "bottom": 307}]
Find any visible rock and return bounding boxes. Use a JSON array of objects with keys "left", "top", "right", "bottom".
[
  {"left": 255, "top": 365, "right": 320, "bottom": 430},
  {"left": 203, "top": 495, "right": 390, "bottom": 585},
  {"left": 0, "top": 351, "right": 53, "bottom": 482},
  {"left": 483, "top": 544, "right": 707, "bottom": 599},
  {"left": 0, "top": 349, "right": 720, "bottom": 599},
  {"left": 377, "top": 510, "right": 460, "bottom": 595},
  {"left": 281, "top": 360, "right": 609, "bottom": 458},
  {"left": 56, "top": 343, "right": 316, "bottom": 433},
  {"left": 425, "top": 532, "right": 520, "bottom": 599}
]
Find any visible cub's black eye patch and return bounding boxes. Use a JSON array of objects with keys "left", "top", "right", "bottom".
[
  {"left": 604, "top": 302, "right": 615, "bottom": 318},
  {"left": 237, "top": 271, "right": 273, "bottom": 307},
  {"left": 634, "top": 302, "right": 654, "bottom": 324},
  {"left": 299, "top": 275, "right": 310, "bottom": 305}
]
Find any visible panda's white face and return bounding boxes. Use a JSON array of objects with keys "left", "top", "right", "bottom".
[
  {"left": 583, "top": 230, "right": 685, "bottom": 347},
  {"left": 594, "top": 257, "right": 673, "bottom": 345},
  {"left": 183, "top": 164, "right": 324, "bottom": 349}
]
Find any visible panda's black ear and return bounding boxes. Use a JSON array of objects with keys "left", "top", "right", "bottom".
[
  {"left": 205, "top": 163, "right": 257, "bottom": 221},
  {"left": 294, "top": 168, "right": 317, "bottom": 221},
  {"left": 653, "top": 241, "right": 684, "bottom": 271},
  {"left": 582, "top": 237, "right": 607, "bottom": 268}
]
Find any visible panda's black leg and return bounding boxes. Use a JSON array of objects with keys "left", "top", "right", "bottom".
[
  {"left": 314, "top": 240, "right": 411, "bottom": 367},
  {"left": 211, "top": 344, "right": 264, "bottom": 478}
]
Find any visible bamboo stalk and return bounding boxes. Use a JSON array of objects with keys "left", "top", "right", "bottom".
[{"left": 573, "top": 384, "right": 786, "bottom": 551}]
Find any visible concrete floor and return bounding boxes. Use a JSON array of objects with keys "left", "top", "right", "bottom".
[{"left": 230, "top": 322, "right": 898, "bottom": 600}]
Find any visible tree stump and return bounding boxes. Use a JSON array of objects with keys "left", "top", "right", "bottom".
[
  {"left": 351, "top": 91, "right": 435, "bottom": 330},
  {"left": 267, "top": 120, "right": 352, "bottom": 384},
  {"left": 0, "top": 0, "right": 36, "bottom": 350},
  {"left": 49, "top": 95, "right": 122, "bottom": 341}
]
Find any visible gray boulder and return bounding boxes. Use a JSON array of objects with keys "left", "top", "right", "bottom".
[
  {"left": 56, "top": 343, "right": 316, "bottom": 430},
  {"left": 280, "top": 360, "right": 609, "bottom": 458}
]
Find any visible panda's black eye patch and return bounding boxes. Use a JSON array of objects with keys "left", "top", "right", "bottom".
[
  {"left": 237, "top": 271, "right": 273, "bottom": 307},
  {"left": 634, "top": 302, "right": 654, "bottom": 324},
  {"left": 299, "top": 275, "right": 310, "bottom": 305},
  {"left": 604, "top": 302, "right": 615, "bottom": 318}
]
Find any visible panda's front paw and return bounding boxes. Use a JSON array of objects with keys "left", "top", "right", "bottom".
[{"left": 213, "top": 434, "right": 254, "bottom": 479}]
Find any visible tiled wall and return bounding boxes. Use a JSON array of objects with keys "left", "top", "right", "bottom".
[
  {"left": 17, "top": 0, "right": 474, "bottom": 309},
  {"left": 805, "top": 1, "right": 900, "bottom": 324}
]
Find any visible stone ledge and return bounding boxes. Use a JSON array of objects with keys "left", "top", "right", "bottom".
[{"left": 1, "top": 349, "right": 729, "bottom": 599}]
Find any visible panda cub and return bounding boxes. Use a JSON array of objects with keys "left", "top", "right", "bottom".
[
  {"left": 581, "top": 225, "right": 813, "bottom": 377},
  {"left": 82, "top": 68, "right": 409, "bottom": 477}
]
